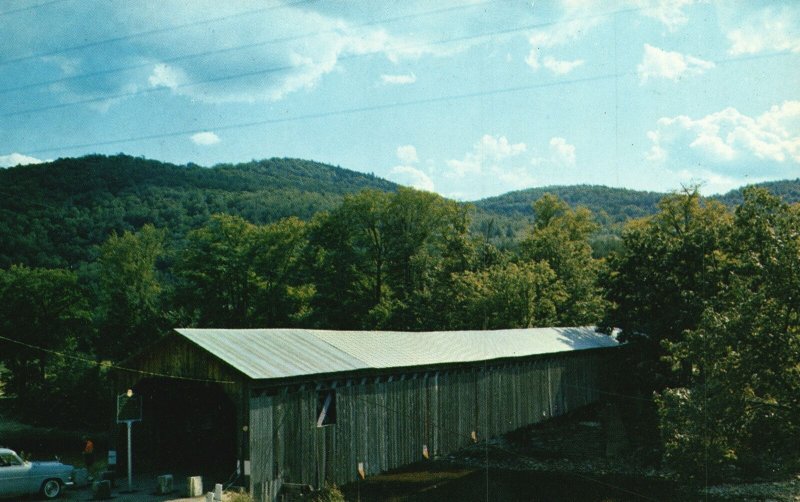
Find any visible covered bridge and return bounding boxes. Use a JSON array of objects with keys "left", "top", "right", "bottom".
[{"left": 118, "top": 327, "right": 618, "bottom": 501}]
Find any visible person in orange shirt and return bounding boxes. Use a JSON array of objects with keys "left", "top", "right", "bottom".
[{"left": 82, "top": 436, "right": 95, "bottom": 469}]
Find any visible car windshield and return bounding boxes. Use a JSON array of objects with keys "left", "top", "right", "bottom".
[{"left": 0, "top": 452, "right": 23, "bottom": 466}]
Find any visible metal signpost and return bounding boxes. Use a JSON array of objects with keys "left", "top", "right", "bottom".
[{"left": 116, "top": 389, "right": 142, "bottom": 493}]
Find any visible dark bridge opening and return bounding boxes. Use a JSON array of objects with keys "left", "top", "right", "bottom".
[{"left": 122, "top": 378, "right": 237, "bottom": 482}]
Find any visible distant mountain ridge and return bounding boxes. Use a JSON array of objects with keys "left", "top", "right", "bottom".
[
  {"left": 473, "top": 180, "right": 800, "bottom": 229},
  {"left": 1, "top": 153, "right": 798, "bottom": 268},
  {"left": 0, "top": 154, "right": 397, "bottom": 268}
]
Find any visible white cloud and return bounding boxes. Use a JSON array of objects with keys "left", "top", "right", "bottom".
[
  {"left": 380, "top": 72, "right": 416, "bottom": 85},
  {"left": 634, "top": 0, "right": 695, "bottom": 32},
  {"left": 646, "top": 101, "right": 800, "bottom": 166},
  {"left": 726, "top": 7, "right": 800, "bottom": 55},
  {"left": 389, "top": 165, "right": 434, "bottom": 192},
  {"left": 542, "top": 56, "right": 584, "bottom": 75},
  {"left": 673, "top": 167, "right": 748, "bottom": 195},
  {"left": 526, "top": 16, "right": 598, "bottom": 74},
  {"left": 190, "top": 131, "right": 220, "bottom": 145},
  {"left": 637, "top": 44, "right": 714, "bottom": 83},
  {"left": 446, "top": 134, "right": 527, "bottom": 177},
  {"left": 149, "top": 63, "right": 183, "bottom": 89},
  {"left": 41, "top": 55, "right": 81, "bottom": 76},
  {"left": 495, "top": 166, "right": 538, "bottom": 191},
  {"left": 549, "top": 137, "right": 577, "bottom": 166},
  {"left": 396, "top": 145, "right": 418, "bottom": 164},
  {"left": 0, "top": 153, "right": 48, "bottom": 168},
  {"left": 388, "top": 144, "right": 433, "bottom": 191},
  {"left": 121, "top": 5, "right": 452, "bottom": 104}
]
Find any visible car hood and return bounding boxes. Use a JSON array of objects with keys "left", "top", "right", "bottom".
[{"left": 31, "top": 461, "right": 73, "bottom": 470}]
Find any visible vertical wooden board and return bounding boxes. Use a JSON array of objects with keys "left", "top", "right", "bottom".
[
  {"left": 248, "top": 394, "right": 273, "bottom": 489},
  {"left": 384, "top": 380, "right": 395, "bottom": 470},
  {"left": 431, "top": 373, "right": 439, "bottom": 457},
  {"left": 475, "top": 370, "right": 487, "bottom": 444},
  {"left": 333, "top": 385, "right": 347, "bottom": 485},
  {"left": 370, "top": 382, "right": 381, "bottom": 476},
  {"left": 436, "top": 373, "right": 447, "bottom": 453},
  {"left": 405, "top": 379, "right": 413, "bottom": 465},
  {"left": 539, "top": 361, "right": 548, "bottom": 421},
  {"left": 345, "top": 384, "right": 358, "bottom": 485},
  {"left": 377, "top": 381, "right": 389, "bottom": 472},
  {"left": 275, "top": 394, "right": 286, "bottom": 482}
]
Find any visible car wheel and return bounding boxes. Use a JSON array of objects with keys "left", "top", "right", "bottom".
[{"left": 41, "top": 478, "right": 62, "bottom": 499}]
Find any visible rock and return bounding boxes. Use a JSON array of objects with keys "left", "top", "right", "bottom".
[
  {"left": 92, "top": 480, "right": 112, "bottom": 500},
  {"left": 187, "top": 476, "right": 203, "bottom": 497}
]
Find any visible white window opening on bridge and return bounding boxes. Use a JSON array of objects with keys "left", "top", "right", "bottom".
[{"left": 316, "top": 390, "right": 337, "bottom": 427}]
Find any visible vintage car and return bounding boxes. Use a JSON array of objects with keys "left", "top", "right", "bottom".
[{"left": 0, "top": 447, "right": 74, "bottom": 499}]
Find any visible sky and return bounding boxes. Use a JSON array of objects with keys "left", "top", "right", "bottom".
[{"left": 0, "top": 0, "right": 798, "bottom": 200}]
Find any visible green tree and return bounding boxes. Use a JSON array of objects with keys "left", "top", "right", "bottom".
[
  {"left": 97, "top": 224, "right": 167, "bottom": 359},
  {"left": 602, "top": 188, "right": 731, "bottom": 390},
  {"left": 658, "top": 188, "right": 800, "bottom": 479},
  {"left": 448, "top": 261, "right": 566, "bottom": 330},
  {"left": 307, "top": 191, "right": 392, "bottom": 329},
  {"left": 308, "top": 188, "right": 475, "bottom": 330},
  {"left": 385, "top": 189, "right": 476, "bottom": 330},
  {"left": 176, "top": 214, "right": 259, "bottom": 327},
  {"left": 0, "top": 265, "right": 93, "bottom": 423},
  {"left": 520, "top": 194, "right": 605, "bottom": 325},
  {"left": 251, "top": 217, "right": 313, "bottom": 327}
]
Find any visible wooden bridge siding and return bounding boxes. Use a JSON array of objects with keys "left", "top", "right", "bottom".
[{"left": 248, "top": 350, "right": 610, "bottom": 497}]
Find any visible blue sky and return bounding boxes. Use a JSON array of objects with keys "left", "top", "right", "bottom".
[{"left": 1, "top": 0, "right": 798, "bottom": 200}]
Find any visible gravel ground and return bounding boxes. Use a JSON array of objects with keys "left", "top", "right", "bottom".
[{"left": 60, "top": 476, "right": 243, "bottom": 502}]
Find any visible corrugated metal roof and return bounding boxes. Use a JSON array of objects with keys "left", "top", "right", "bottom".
[{"left": 175, "top": 327, "right": 618, "bottom": 381}]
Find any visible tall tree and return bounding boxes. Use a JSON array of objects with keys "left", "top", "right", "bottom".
[
  {"left": 0, "top": 265, "right": 92, "bottom": 422},
  {"left": 601, "top": 188, "right": 731, "bottom": 390},
  {"left": 97, "top": 224, "right": 167, "bottom": 359},
  {"left": 250, "top": 217, "right": 312, "bottom": 327},
  {"left": 658, "top": 188, "right": 800, "bottom": 479},
  {"left": 520, "top": 194, "right": 605, "bottom": 326},
  {"left": 176, "top": 214, "right": 259, "bottom": 327},
  {"left": 448, "top": 261, "right": 565, "bottom": 330},
  {"left": 307, "top": 191, "right": 392, "bottom": 329},
  {"left": 308, "top": 188, "right": 475, "bottom": 330}
]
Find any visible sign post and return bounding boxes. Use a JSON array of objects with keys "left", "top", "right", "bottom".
[{"left": 116, "top": 390, "right": 142, "bottom": 493}]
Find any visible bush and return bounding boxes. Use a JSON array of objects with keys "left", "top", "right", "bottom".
[
  {"left": 311, "top": 483, "right": 345, "bottom": 502},
  {"left": 656, "top": 387, "right": 739, "bottom": 482},
  {"left": 225, "top": 489, "right": 254, "bottom": 502}
]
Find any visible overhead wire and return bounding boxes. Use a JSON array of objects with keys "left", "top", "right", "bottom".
[
  {"left": 0, "top": 0, "right": 65, "bottom": 17},
  {"left": 15, "top": 44, "right": 793, "bottom": 158},
  {"left": 1, "top": 2, "right": 631, "bottom": 117},
  {"left": 0, "top": 0, "right": 498, "bottom": 95},
  {"left": 0, "top": 333, "right": 236, "bottom": 385},
  {"left": 0, "top": 0, "right": 317, "bottom": 67},
  {"left": 18, "top": 71, "right": 623, "bottom": 156},
  {"left": 0, "top": 322, "right": 658, "bottom": 496}
]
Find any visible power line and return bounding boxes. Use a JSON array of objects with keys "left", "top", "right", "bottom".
[
  {"left": 0, "top": 333, "right": 236, "bottom": 385},
  {"left": 2, "top": 3, "right": 620, "bottom": 117},
  {"left": 0, "top": 0, "right": 316, "bottom": 67},
  {"left": 1, "top": 323, "right": 657, "bottom": 497},
  {"left": 0, "top": 0, "right": 65, "bottom": 17},
  {"left": 0, "top": 0, "right": 496, "bottom": 96},
  {"left": 12, "top": 44, "right": 794, "bottom": 157},
  {"left": 20, "top": 71, "right": 624, "bottom": 156}
]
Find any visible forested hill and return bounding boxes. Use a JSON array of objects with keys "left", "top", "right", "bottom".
[
  {"left": 474, "top": 181, "right": 800, "bottom": 229},
  {"left": 0, "top": 154, "right": 397, "bottom": 268},
  {"left": 2, "top": 153, "right": 799, "bottom": 269},
  {"left": 474, "top": 185, "right": 665, "bottom": 229}
]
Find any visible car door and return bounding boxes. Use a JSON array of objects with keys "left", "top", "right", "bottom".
[{"left": 0, "top": 451, "right": 32, "bottom": 497}]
